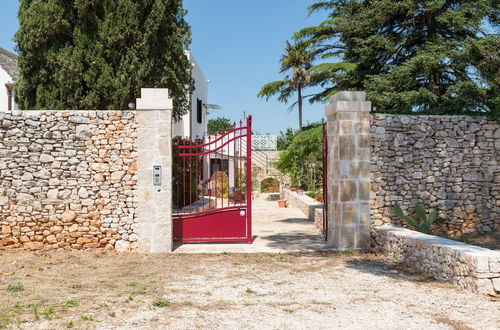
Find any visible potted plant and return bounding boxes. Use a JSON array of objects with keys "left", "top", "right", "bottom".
[
  {"left": 234, "top": 189, "right": 245, "bottom": 203},
  {"left": 278, "top": 199, "right": 287, "bottom": 208}
]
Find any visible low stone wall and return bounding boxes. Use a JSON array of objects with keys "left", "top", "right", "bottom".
[
  {"left": 281, "top": 189, "right": 323, "bottom": 229},
  {"left": 0, "top": 110, "right": 138, "bottom": 250},
  {"left": 375, "top": 225, "right": 500, "bottom": 295},
  {"left": 314, "top": 208, "right": 323, "bottom": 230},
  {"left": 371, "top": 114, "right": 499, "bottom": 237}
]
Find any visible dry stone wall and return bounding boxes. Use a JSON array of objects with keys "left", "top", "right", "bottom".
[
  {"left": 0, "top": 110, "right": 138, "bottom": 250},
  {"left": 371, "top": 114, "right": 499, "bottom": 237},
  {"left": 375, "top": 225, "right": 500, "bottom": 295},
  {"left": 281, "top": 188, "right": 323, "bottom": 229}
]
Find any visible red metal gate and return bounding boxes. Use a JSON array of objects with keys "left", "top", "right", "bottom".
[
  {"left": 172, "top": 116, "right": 253, "bottom": 243},
  {"left": 322, "top": 123, "right": 328, "bottom": 242}
]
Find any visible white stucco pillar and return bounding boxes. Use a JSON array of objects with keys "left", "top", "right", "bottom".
[{"left": 136, "top": 88, "right": 173, "bottom": 253}]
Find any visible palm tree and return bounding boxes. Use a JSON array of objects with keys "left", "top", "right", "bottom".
[{"left": 258, "top": 40, "right": 314, "bottom": 131}]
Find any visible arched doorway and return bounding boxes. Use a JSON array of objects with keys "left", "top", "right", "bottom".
[{"left": 260, "top": 177, "right": 279, "bottom": 193}]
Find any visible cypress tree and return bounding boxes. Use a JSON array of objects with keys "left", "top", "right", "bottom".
[
  {"left": 296, "top": 0, "right": 499, "bottom": 118},
  {"left": 15, "top": 0, "right": 192, "bottom": 120}
]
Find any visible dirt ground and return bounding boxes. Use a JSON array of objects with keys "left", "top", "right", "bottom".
[{"left": 0, "top": 250, "right": 498, "bottom": 330}]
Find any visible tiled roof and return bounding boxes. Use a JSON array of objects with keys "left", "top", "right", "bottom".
[{"left": 0, "top": 47, "right": 18, "bottom": 81}]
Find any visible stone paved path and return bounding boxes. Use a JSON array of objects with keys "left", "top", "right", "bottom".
[{"left": 173, "top": 199, "right": 330, "bottom": 253}]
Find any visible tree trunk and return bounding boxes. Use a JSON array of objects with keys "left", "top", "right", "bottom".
[
  {"left": 427, "top": 11, "right": 440, "bottom": 110},
  {"left": 297, "top": 86, "right": 303, "bottom": 131}
]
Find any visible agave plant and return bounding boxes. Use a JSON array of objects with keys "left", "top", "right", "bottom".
[{"left": 392, "top": 205, "right": 439, "bottom": 234}]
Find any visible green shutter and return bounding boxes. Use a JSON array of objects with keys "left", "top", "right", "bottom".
[{"left": 197, "top": 99, "right": 202, "bottom": 123}]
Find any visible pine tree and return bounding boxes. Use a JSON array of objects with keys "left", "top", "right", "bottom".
[
  {"left": 15, "top": 0, "right": 192, "bottom": 120},
  {"left": 295, "top": 0, "right": 499, "bottom": 117}
]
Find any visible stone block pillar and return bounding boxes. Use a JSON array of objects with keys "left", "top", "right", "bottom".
[
  {"left": 136, "top": 89, "right": 173, "bottom": 253},
  {"left": 325, "top": 91, "right": 371, "bottom": 250}
]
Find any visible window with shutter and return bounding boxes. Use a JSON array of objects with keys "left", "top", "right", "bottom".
[{"left": 197, "top": 99, "right": 202, "bottom": 124}]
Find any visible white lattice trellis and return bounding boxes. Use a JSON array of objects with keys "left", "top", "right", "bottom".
[{"left": 252, "top": 135, "right": 277, "bottom": 151}]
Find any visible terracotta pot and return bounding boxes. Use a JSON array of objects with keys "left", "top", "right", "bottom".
[
  {"left": 278, "top": 199, "right": 287, "bottom": 208},
  {"left": 234, "top": 190, "right": 245, "bottom": 203}
]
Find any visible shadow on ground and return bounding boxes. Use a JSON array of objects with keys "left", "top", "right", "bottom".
[
  {"left": 261, "top": 231, "right": 328, "bottom": 250},
  {"left": 344, "top": 256, "right": 446, "bottom": 284},
  {"left": 276, "top": 217, "right": 313, "bottom": 225}
]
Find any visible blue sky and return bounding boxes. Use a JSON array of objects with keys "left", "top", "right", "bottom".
[{"left": 0, "top": 1, "right": 327, "bottom": 134}]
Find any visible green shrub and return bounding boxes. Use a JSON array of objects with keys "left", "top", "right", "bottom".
[
  {"left": 7, "top": 283, "right": 24, "bottom": 293},
  {"left": 306, "top": 190, "right": 322, "bottom": 199},
  {"left": 41, "top": 307, "right": 56, "bottom": 320},
  {"left": 62, "top": 300, "right": 79, "bottom": 307},
  {"left": 458, "top": 235, "right": 470, "bottom": 244},
  {"left": 153, "top": 300, "right": 171, "bottom": 308},
  {"left": 276, "top": 123, "right": 323, "bottom": 190},
  {"left": 207, "top": 117, "right": 235, "bottom": 135},
  {"left": 393, "top": 205, "right": 444, "bottom": 234}
]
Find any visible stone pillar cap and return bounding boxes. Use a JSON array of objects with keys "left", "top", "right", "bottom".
[
  {"left": 136, "top": 88, "right": 172, "bottom": 110},
  {"left": 325, "top": 91, "right": 371, "bottom": 118},
  {"left": 330, "top": 91, "right": 366, "bottom": 102}
]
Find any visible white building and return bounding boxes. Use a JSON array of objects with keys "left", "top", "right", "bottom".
[
  {"left": 0, "top": 47, "right": 18, "bottom": 111},
  {"left": 172, "top": 51, "right": 211, "bottom": 139}
]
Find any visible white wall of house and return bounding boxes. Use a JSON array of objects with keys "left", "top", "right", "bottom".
[
  {"left": 0, "top": 67, "right": 17, "bottom": 112},
  {"left": 172, "top": 52, "right": 209, "bottom": 139}
]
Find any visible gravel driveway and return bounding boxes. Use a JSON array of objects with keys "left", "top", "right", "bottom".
[{"left": 0, "top": 250, "right": 498, "bottom": 329}]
